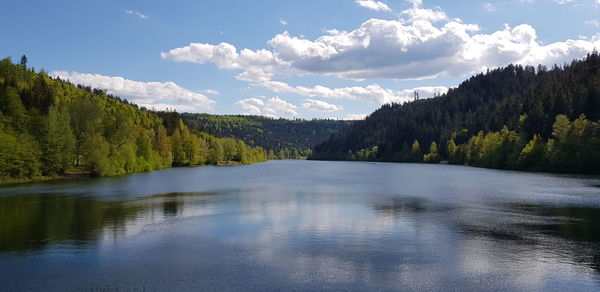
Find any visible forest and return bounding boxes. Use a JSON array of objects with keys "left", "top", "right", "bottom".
[
  {"left": 0, "top": 57, "right": 266, "bottom": 184},
  {"left": 178, "top": 113, "right": 351, "bottom": 159},
  {"left": 310, "top": 52, "right": 600, "bottom": 174}
]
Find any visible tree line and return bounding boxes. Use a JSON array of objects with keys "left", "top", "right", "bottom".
[
  {"left": 179, "top": 113, "right": 350, "bottom": 159},
  {"left": 344, "top": 114, "right": 600, "bottom": 173},
  {"left": 0, "top": 57, "right": 266, "bottom": 183},
  {"left": 310, "top": 52, "right": 600, "bottom": 174}
]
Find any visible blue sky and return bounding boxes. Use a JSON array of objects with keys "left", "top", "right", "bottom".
[{"left": 2, "top": 0, "right": 600, "bottom": 119}]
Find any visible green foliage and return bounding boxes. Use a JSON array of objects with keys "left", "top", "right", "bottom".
[
  {"left": 0, "top": 57, "right": 266, "bottom": 182},
  {"left": 411, "top": 140, "right": 422, "bottom": 162},
  {"left": 43, "top": 106, "right": 75, "bottom": 175},
  {"left": 518, "top": 134, "right": 545, "bottom": 170},
  {"left": 0, "top": 131, "right": 42, "bottom": 178},
  {"left": 349, "top": 146, "right": 379, "bottom": 161},
  {"left": 446, "top": 115, "right": 600, "bottom": 173},
  {"left": 177, "top": 113, "right": 350, "bottom": 159},
  {"left": 311, "top": 53, "right": 600, "bottom": 173},
  {"left": 206, "top": 136, "right": 224, "bottom": 165},
  {"left": 423, "top": 141, "right": 440, "bottom": 163},
  {"left": 82, "top": 133, "right": 111, "bottom": 176}
]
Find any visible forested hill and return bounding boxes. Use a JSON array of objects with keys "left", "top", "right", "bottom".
[
  {"left": 310, "top": 53, "right": 600, "bottom": 174},
  {"left": 176, "top": 113, "right": 352, "bottom": 159},
  {"left": 0, "top": 57, "right": 266, "bottom": 183}
]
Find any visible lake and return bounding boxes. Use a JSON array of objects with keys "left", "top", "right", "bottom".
[{"left": 1, "top": 160, "right": 600, "bottom": 291}]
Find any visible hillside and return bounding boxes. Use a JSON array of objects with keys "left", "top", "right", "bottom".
[
  {"left": 0, "top": 57, "right": 266, "bottom": 183},
  {"left": 310, "top": 53, "right": 600, "bottom": 174},
  {"left": 178, "top": 113, "right": 352, "bottom": 159}
]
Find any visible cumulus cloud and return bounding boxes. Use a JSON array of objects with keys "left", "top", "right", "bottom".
[
  {"left": 202, "top": 89, "right": 220, "bottom": 95},
  {"left": 50, "top": 71, "right": 216, "bottom": 112},
  {"left": 161, "top": 42, "right": 286, "bottom": 71},
  {"left": 162, "top": 0, "right": 600, "bottom": 106},
  {"left": 301, "top": 99, "right": 343, "bottom": 112},
  {"left": 235, "top": 98, "right": 264, "bottom": 115},
  {"left": 163, "top": 16, "right": 599, "bottom": 82},
  {"left": 257, "top": 80, "right": 449, "bottom": 104},
  {"left": 356, "top": 0, "right": 391, "bottom": 12},
  {"left": 400, "top": 1, "right": 447, "bottom": 23},
  {"left": 235, "top": 97, "right": 298, "bottom": 117},
  {"left": 125, "top": 10, "right": 148, "bottom": 19}
]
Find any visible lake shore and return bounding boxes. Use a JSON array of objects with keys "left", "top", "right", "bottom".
[{"left": 0, "top": 160, "right": 265, "bottom": 186}]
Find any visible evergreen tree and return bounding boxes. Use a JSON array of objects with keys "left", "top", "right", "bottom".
[{"left": 19, "top": 55, "right": 27, "bottom": 68}]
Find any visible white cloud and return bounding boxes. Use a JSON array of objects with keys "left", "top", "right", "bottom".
[
  {"left": 355, "top": 0, "right": 391, "bottom": 12},
  {"left": 235, "top": 97, "right": 298, "bottom": 117},
  {"left": 161, "top": 42, "right": 285, "bottom": 70},
  {"left": 265, "top": 97, "right": 298, "bottom": 116},
  {"left": 401, "top": 1, "right": 448, "bottom": 23},
  {"left": 235, "top": 98, "right": 264, "bottom": 115},
  {"left": 344, "top": 113, "right": 368, "bottom": 120},
  {"left": 202, "top": 89, "right": 220, "bottom": 95},
  {"left": 257, "top": 79, "right": 449, "bottom": 104},
  {"left": 125, "top": 10, "right": 148, "bottom": 19},
  {"left": 552, "top": 0, "right": 573, "bottom": 3},
  {"left": 164, "top": 19, "right": 600, "bottom": 83},
  {"left": 301, "top": 99, "right": 343, "bottom": 112},
  {"left": 328, "top": 113, "right": 369, "bottom": 120},
  {"left": 280, "top": 18, "right": 288, "bottom": 26},
  {"left": 162, "top": 2, "right": 600, "bottom": 107},
  {"left": 50, "top": 71, "right": 216, "bottom": 112},
  {"left": 585, "top": 19, "right": 600, "bottom": 27},
  {"left": 484, "top": 3, "right": 496, "bottom": 12}
]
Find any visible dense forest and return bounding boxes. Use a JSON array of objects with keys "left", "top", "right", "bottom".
[
  {"left": 310, "top": 53, "right": 600, "bottom": 174},
  {"left": 178, "top": 113, "right": 351, "bottom": 159},
  {"left": 0, "top": 57, "right": 266, "bottom": 184}
]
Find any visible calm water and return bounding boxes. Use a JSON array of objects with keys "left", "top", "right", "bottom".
[{"left": 1, "top": 160, "right": 600, "bottom": 291}]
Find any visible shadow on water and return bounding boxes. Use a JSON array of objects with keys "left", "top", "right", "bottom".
[
  {"left": 509, "top": 203, "right": 600, "bottom": 242},
  {"left": 508, "top": 203, "right": 600, "bottom": 273},
  {"left": 0, "top": 191, "right": 218, "bottom": 254},
  {"left": 373, "top": 197, "right": 453, "bottom": 216},
  {"left": 371, "top": 197, "right": 600, "bottom": 273}
]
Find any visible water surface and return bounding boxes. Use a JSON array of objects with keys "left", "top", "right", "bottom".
[{"left": 1, "top": 160, "right": 600, "bottom": 291}]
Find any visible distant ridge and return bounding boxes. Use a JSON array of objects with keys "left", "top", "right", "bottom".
[{"left": 310, "top": 53, "right": 600, "bottom": 174}]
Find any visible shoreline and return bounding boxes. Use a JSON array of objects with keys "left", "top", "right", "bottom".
[{"left": 0, "top": 160, "right": 267, "bottom": 187}]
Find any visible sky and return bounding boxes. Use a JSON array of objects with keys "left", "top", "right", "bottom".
[{"left": 2, "top": 0, "right": 600, "bottom": 120}]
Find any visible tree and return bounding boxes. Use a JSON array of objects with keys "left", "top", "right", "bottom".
[
  {"left": 0, "top": 57, "right": 266, "bottom": 182},
  {"left": 0, "top": 86, "right": 29, "bottom": 131},
  {"left": 153, "top": 125, "right": 171, "bottom": 165},
  {"left": 207, "top": 137, "right": 224, "bottom": 165},
  {"left": 235, "top": 140, "right": 247, "bottom": 163},
  {"left": 518, "top": 134, "right": 545, "bottom": 170},
  {"left": 424, "top": 141, "right": 440, "bottom": 163},
  {"left": 82, "top": 134, "right": 110, "bottom": 176},
  {"left": 19, "top": 55, "right": 27, "bottom": 68},
  {"left": 446, "top": 138, "right": 459, "bottom": 163},
  {"left": 310, "top": 52, "right": 600, "bottom": 173},
  {"left": 69, "top": 97, "right": 102, "bottom": 166},
  {"left": 221, "top": 137, "right": 238, "bottom": 163},
  {"left": 411, "top": 140, "right": 422, "bottom": 162},
  {"left": 43, "top": 106, "right": 75, "bottom": 175},
  {"left": 0, "top": 132, "right": 42, "bottom": 178}
]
